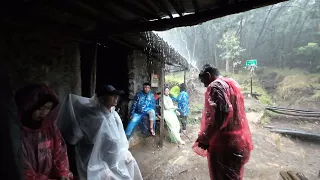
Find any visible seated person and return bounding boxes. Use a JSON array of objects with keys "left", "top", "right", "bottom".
[
  {"left": 15, "top": 83, "right": 73, "bottom": 180},
  {"left": 57, "top": 84, "right": 142, "bottom": 180},
  {"left": 125, "top": 82, "right": 156, "bottom": 139},
  {"left": 163, "top": 87, "right": 185, "bottom": 145},
  {"left": 171, "top": 83, "right": 190, "bottom": 134}
]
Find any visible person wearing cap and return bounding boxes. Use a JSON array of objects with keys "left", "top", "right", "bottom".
[
  {"left": 125, "top": 82, "right": 156, "bottom": 139},
  {"left": 57, "top": 84, "right": 142, "bottom": 180}
]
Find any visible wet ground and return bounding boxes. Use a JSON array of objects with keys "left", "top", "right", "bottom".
[{"left": 130, "top": 98, "right": 320, "bottom": 180}]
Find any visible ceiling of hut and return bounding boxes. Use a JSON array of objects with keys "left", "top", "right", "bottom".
[{"left": 1, "top": 0, "right": 288, "bottom": 37}]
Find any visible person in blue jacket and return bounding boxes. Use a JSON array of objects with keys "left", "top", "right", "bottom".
[
  {"left": 125, "top": 82, "right": 156, "bottom": 139},
  {"left": 171, "top": 83, "right": 189, "bottom": 134}
]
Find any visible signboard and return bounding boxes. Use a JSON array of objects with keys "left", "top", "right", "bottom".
[
  {"left": 246, "top": 59, "right": 257, "bottom": 67},
  {"left": 151, "top": 74, "right": 159, "bottom": 87}
]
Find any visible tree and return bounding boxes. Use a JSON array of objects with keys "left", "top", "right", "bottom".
[
  {"left": 296, "top": 42, "right": 320, "bottom": 71},
  {"left": 217, "top": 31, "right": 246, "bottom": 73}
]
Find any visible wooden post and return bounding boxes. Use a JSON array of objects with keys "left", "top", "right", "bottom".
[
  {"left": 90, "top": 41, "right": 97, "bottom": 96},
  {"left": 159, "top": 60, "right": 165, "bottom": 147},
  {"left": 250, "top": 75, "right": 253, "bottom": 96},
  {"left": 183, "top": 68, "right": 187, "bottom": 84}
]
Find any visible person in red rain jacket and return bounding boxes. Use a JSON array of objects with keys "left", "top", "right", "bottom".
[
  {"left": 193, "top": 64, "right": 253, "bottom": 180},
  {"left": 15, "top": 83, "right": 73, "bottom": 180}
]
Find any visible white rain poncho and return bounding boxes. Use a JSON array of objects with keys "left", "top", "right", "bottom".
[{"left": 57, "top": 94, "right": 143, "bottom": 180}]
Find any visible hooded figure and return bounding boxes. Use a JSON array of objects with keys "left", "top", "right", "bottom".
[
  {"left": 57, "top": 85, "right": 142, "bottom": 180},
  {"left": 15, "top": 83, "right": 73, "bottom": 180}
]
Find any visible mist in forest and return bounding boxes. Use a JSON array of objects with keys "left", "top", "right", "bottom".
[{"left": 156, "top": 0, "right": 320, "bottom": 73}]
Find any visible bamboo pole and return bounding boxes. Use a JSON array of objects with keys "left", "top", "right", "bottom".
[{"left": 159, "top": 60, "right": 165, "bottom": 147}]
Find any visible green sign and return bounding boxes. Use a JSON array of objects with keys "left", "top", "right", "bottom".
[{"left": 246, "top": 59, "right": 257, "bottom": 67}]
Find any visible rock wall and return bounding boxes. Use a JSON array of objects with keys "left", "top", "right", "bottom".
[
  {"left": 127, "top": 50, "right": 164, "bottom": 147},
  {"left": 0, "top": 28, "right": 82, "bottom": 101},
  {"left": 127, "top": 50, "right": 163, "bottom": 112}
]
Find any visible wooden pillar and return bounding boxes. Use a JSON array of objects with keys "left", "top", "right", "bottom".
[
  {"left": 159, "top": 60, "right": 165, "bottom": 147},
  {"left": 184, "top": 68, "right": 187, "bottom": 84},
  {"left": 90, "top": 42, "right": 97, "bottom": 96}
]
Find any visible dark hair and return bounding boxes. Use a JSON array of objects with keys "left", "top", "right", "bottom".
[
  {"left": 179, "top": 83, "right": 186, "bottom": 91},
  {"left": 199, "top": 64, "right": 220, "bottom": 80},
  {"left": 96, "top": 85, "right": 107, "bottom": 97},
  {"left": 15, "top": 83, "right": 59, "bottom": 113},
  {"left": 203, "top": 64, "right": 220, "bottom": 76},
  {"left": 164, "top": 86, "right": 170, "bottom": 91},
  {"left": 143, "top": 82, "right": 151, "bottom": 87}
]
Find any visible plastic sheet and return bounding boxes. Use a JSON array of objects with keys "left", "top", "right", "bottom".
[{"left": 57, "top": 94, "right": 142, "bottom": 180}]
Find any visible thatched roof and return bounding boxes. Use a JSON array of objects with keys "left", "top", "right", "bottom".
[{"left": 1, "top": 0, "right": 288, "bottom": 37}]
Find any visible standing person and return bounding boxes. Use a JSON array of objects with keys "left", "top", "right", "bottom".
[
  {"left": 193, "top": 64, "right": 253, "bottom": 180},
  {"left": 171, "top": 83, "right": 189, "bottom": 135},
  {"left": 15, "top": 83, "right": 73, "bottom": 180},
  {"left": 163, "top": 87, "right": 185, "bottom": 145},
  {"left": 125, "top": 82, "right": 156, "bottom": 139},
  {"left": 57, "top": 84, "right": 142, "bottom": 180}
]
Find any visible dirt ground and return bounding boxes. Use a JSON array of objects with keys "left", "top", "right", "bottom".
[{"left": 130, "top": 94, "right": 320, "bottom": 180}]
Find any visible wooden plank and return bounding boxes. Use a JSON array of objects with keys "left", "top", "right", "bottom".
[
  {"left": 280, "top": 171, "right": 292, "bottom": 180},
  {"left": 159, "top": 60, "right": 165, "bottom": 147},
  {"left": 296, "top": 172, "right": 308, "bottom": 180},
  {"left": 287, "top": 171, "right": 301, "bottom": 180}
]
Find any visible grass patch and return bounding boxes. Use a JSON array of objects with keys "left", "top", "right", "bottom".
[
  {"left": 277, "top": 74, "right": 320, "bottom": 100},
  {"left": 223, "top": 72, "right": 273, "bottom": 105},
  {"left": 259, "top": 110, "right": 277, "bottom": 125}
]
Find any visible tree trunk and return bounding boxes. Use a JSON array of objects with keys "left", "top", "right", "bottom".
[{"left": 226, "top": 59, "right": 230, "bottom": 73}]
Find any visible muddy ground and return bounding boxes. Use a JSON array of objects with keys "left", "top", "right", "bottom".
[{"left": 130, "top": 94, "right": 320, "bottom": 180}]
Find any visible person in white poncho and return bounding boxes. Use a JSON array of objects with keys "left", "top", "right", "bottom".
[
  {"left": 57, "top": 84, "right": 143, "bottom": 180},
  {"left": 162, "top": 87, "right": 185, "bottom": 145}
]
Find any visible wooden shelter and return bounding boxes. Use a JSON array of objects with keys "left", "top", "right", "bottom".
[
  {"left": 0, "top": 0, "right": 289, "bottom": 179},
  {"left": 2, "top": 0, "right": 288, "bottom": 37}
]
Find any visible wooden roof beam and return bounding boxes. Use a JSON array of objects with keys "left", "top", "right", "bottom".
[
  {"left": 139, "top": 0, "right": 162, "bottom": 20},
  {"left": 109, "top": 0, "right": 160, "bottom": 20},
  {"left": 158, "top": 0, "right": 173, "bottom": 19},
  {"left": 168, "top": 0, "right": 183, "bottom": 17},
  {"left": 81, "top": 0, "right": 126, "bottom": 22},
  {"left": 109, "top": 0, "right": 289, "bottom": 32},
  {"left": 192, "top": 0, "right": 200, "bottom": 13}
]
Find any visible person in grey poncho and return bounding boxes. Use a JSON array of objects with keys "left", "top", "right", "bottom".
[{"left": 57, "top": 85, "right": 143, "bottom": 180}]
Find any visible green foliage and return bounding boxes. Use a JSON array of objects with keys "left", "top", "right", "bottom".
[
  {"left": 165, "top": 71, "right": 184, "bottom": 87},
  {"left": 217, "top": 31, "right": 246, "bottom": 62},
  {"left": 296, "top": 43, "right": 320, "bottom": 56}
]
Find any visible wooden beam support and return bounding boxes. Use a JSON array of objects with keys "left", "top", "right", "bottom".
[
  {"left": 108, "top": 0, "right": 160, "bottom": 20},
  {"left": 159, "top": 59, "right": 165, "bottom": 147},
  {"left": 158, "top": 0, "right": 174, "bottom": 19},
  {"left": 168, "top": 0, "right": 183, "bottom": 16},
  {"left": 192, "top": 0, "right": 200, "bottom": 13},
  {"left": 101, "top": 0, "right": 289, "bottom": 33},
  {"left": 140, "top": 0, "right": 162, "bottom": 20}
]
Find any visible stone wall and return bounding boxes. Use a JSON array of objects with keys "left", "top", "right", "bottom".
[
  {"left": 0, "top": 28, "right": 82, "bottom": 101},
  {"left": 127, "top": 50, "right": 164, "bottom": 146},
  {"left": 127, "top": 50, "right": 163, "bottom": 111}
]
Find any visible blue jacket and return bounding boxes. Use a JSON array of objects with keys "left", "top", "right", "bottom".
[
  {"left": 131, "top": 91, "right": 156, "bottom": 116},
  {"left": 171, "top": 91, "right": 189, "bottom": 116}
]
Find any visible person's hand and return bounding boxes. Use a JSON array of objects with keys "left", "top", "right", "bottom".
[
  {"left": 175, "top": 110, "right": 180, "bottom": 116},
  {"left": 60, "top": 177, "right": 70, "bottom": 180},
  {"left": 125, "top": 151, "right": 134, "bottom": 164}
]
